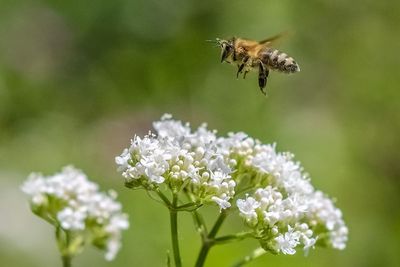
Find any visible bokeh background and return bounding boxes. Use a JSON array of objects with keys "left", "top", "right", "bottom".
[{"left": 1, "top": 0, "right": 399, "bottom": 266}]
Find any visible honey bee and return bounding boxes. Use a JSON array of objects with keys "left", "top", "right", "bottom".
[{"left": 212, "top": 33, "right": 300, "bottom": 95}]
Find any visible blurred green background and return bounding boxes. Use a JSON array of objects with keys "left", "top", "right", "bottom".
[{"left": 1, "top": 0, "right": 399, "bottom": 266}]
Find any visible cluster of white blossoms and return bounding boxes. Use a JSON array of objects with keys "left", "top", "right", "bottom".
[
  {"left": 116, "top": 114, "right": 348, "bottom": 255},
  {"left": 229, "top": 134, "right": 348, "bottom": 254},
  {"left": 116, "top": 114, "right": 236, "bottom": 210},
  {"left": 21, "top": 166, "right": 129, "bottom": 260}
]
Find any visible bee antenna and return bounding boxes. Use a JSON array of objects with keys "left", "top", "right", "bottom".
[
  {"left": 205, "top": 39, "right": 220, "bottom": 47},
  {"left": 205, "top": 39, "right": 217, "bottom": 43}
]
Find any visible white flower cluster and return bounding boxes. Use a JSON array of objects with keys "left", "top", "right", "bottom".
[
  {"left": 116, "top": 114, "right": 236, "bottom": 210},
  {"left": 21, "top": 166, "right": 129, "bottom": 260},
  {"left": 229, "top": 134, "right": 348, "bottom": 254},
  {"left": 116, "top": 115, "right": 348, "bottom": 255}
]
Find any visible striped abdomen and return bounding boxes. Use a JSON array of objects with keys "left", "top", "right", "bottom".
[{"left": 260, "top": 48, "right": 300, "bottom": 73}]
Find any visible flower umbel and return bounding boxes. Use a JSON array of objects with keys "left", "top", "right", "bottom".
[
  {"left": 21, "top": 166, "right": 129, "bottom": 261},
  {"left": 116, "top": 114, "right": 348, "bottom": 261},
  {"left": 230, "top": 137, "right": 348, "bottom": 254},
  {"left": 116, "top": 115, "right": 236, "bottom": 210}
]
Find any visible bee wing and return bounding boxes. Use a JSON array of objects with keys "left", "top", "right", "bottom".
[{"left": 259, "top": 31, "right": 290, "bottom": 46}]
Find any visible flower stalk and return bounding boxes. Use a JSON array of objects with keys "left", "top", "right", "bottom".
[
  {"left": 56, "top": 227, "right": 72, "bottom": 267},
  {"left": 61, "top": 255, "right": 72, "bottom": 267},
  {"left": 195, "top": 210, "right": 228, "bottom": 267},
  {"left": 170, "top": 193, "right": 182, "bottom": 267}
]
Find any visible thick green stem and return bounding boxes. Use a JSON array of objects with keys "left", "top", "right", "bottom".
[
  {"left": 195, "top": 211, "right": 228, "bottom": 267},
  {"left": 170, "top": 194, "right": 182, "bottom": 267},
  {"left": 61, "top": 255, "right": 71, "bottom": 267},
  {"left": 195, "top": 242, "right": 212, "bottom": 267},
  {"left": 56, "top": 228, "right": 72, "bottom": 267}
]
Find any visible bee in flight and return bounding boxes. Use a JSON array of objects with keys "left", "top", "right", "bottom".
[{"left": 211, "top": 33, "right": 300, "bottom": 95}]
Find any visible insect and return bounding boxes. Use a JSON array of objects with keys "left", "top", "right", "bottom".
[{"left": 211, "top": 33, "right": 300, "bottom": 95}]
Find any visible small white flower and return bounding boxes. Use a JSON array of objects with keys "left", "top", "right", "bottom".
[
  {"left": 211, "top": 196, "right": 231, "bottom": 210},
  {"left": 105, "top": 237, "right": 121, "bottom": 261},
  {"left": 274, "top": 226, "right": 300, "bottom": 255},
  {"left": 302, "top": 235, "right": 317, "bottom": 254},
  {"left": 21, "top": 173, "right": 47, "bottom": 205},
  {"left": 153, "top": 117, "right": 190, "bottom": 140},
  {"left": 237, "top": 197, "right": 260, "bottom": 224},
  {"left": 263, "top": 211, "right": 280, "bottom": 227},
  {"left": 115, "top": 148, "right": 130, "bottom": 171}
]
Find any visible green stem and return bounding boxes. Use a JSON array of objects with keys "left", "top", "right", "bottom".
[
  {"left": 156, "top": 189, "right": 172, "bottom": 207},
  {"left": 194, "top": 242, "right": 211, "bottom": 267},
  {"left": 170, "top": 193, "right": 182, "bottom": 267},
  {"left": 209, "top": 210, "right": 228, "bottom": 237},
  {"left": 231, "top": 247, "right": 266, "bottom": 267},
  {"left": 176, "top": 202, "right": 203, "bottom": 211},
  {"left": 192, "top": 210, "right": 208, "bottom": 238},
  {"left": 188, "top": 192, "right": 208, "bottom": 239},
  {"left": 56, "top": 228, "right": 72, "bottom": 267},
  {"left": 61, "top": 255, "right": 71, "bottom": 267},
  {"left": 195, "top": 210, "right": 228, "bottom": 267},
  {"left": 214, "top": 231, "right": 253, "bottom": 245}
]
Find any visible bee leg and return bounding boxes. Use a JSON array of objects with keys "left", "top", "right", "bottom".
[
  {"left": 258, "top": 63, "right": 269, "bottom": 95},
  {"left": 236, "top": 56, "right": 250, "bottom": 78},
  {"left": 237, "top": 64, "right": 245, "bottom": 78},
  {"left": 243, "top": 70, "right": 249, "bottom": 79},
  {"left": 237, "top": 56, "right": 250, "bottom": 78}
]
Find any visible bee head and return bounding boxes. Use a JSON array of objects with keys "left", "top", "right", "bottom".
[
  {"left": 206, "top": 38, "right": 235, "bottom": 63},
  {"left": 216, "top": 38, "right": 234, "bottom": 63}
]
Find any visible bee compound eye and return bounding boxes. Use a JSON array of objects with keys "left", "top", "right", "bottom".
[{"left": 223, "top": 45, "right": 231, "bottom": 53}]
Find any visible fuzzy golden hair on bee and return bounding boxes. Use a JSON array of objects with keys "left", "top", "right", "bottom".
[{"left": 209, "top": 33, "right": 300, "bottom": 95}]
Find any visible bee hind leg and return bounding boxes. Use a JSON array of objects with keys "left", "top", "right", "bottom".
[{"left": 258, "top": 63, "right": 269, "bottom": 95}]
